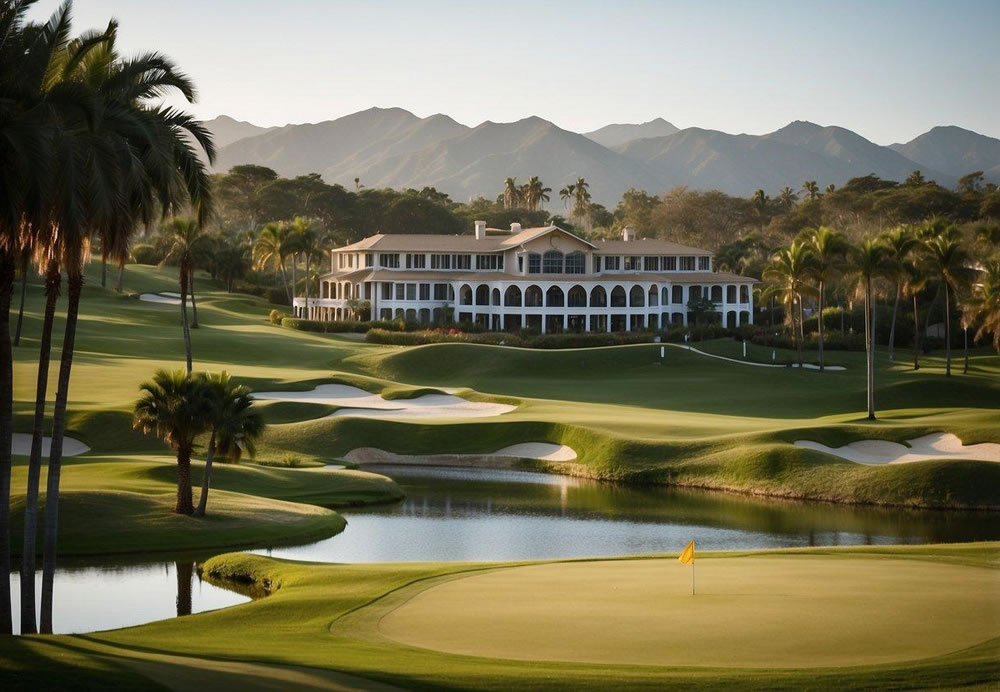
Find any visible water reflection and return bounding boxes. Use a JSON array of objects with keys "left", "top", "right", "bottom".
[
  {"left": 9, "top": 557, "right": 249, "bottom": 635},
  {"left": 258, "top": 465, "right": 1000, "bottom": 563}
]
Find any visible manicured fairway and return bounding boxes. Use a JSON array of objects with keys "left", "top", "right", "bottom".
[{"left": 378, "top": 555, "right": 1000, "bottom": 668}]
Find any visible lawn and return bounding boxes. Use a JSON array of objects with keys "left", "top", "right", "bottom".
[{"left": 2, "top": 543, "right": 998, "bottom": 690}]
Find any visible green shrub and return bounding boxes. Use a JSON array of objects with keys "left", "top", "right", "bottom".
[
  {"left": 130, "top": 244, "right": 162, "bottom": 265},
  {"left": 269, "top": 309, "right": 287, "bottom": 325}
]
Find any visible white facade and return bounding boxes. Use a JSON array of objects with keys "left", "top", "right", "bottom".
[{"left": 294, "top": 224, "right": 755, "bottom": 333}]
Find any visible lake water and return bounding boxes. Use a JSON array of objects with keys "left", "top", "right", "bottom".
[{"left": 10, "top": 465, "right": 1000, "bottom": 634}]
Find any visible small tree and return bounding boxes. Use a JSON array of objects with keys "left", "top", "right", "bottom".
[{"left": 132, "top": 370, "right": 209, "bottom": 514}]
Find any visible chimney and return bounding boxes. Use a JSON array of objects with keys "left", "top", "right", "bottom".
[
  {"left": 475, "top": 219, "right": 486, "bottom": 240},
  {"left": 510, "top": 222, "right": 522, "bottom": 234},
  {"left": 622, "top": 225, "right": 636, "bottom": 242}
]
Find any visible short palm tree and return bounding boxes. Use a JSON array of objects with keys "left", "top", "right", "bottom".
[
  {"left": 502, "top": 177, "right": 520, "bottom": 209},
  {"left": 801, "top": 180, "right": 820, "bottom": 201},
  {"left": 164, "top": 219, "right": 212, "bottom": 373},
  {"left": 763, "top": 240, "right": 815, "bottom": 367},
  {"left": 751, "top": 189, "right": 770, "bottom": 231},
  {"left": 559, "top": 184, "right": 575, "bottom": 209},
  {"left": 573, "top": 178, "right": 591, "bottom": 229},
  {"left": 901, "top": 257, "right": 929, "bottom": 370},
  {"left": 847, "top": 237, "right": 891, "bottom": 419},
  {"left": 193, "top": 372, "right": 265, "bottom": 517},
  {"left": 806, "top": 226, "right": 849, "bottom": 371},
  {"left": 294, "top": 224, "right": 324, "bottom": 317},
  {"left": 253, "top": 222, "right": 291, "bottom": 301},
  {"left": 920, "top": 225, "right": 974, "bottom": 376},
  {"left": 778, "top": 186, "right": 799, "bottom": 209},
  {"left": 523, "top": 176, "right": 551, "bottom": 211},
  {"left": 132, "top": 370, "right": 209, "bottom": 515},
  {"left": 880, "top": 226, "right": 920, "bottom": 361}
]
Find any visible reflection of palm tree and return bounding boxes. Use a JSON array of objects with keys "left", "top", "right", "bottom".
[{"left": 176, "top": 561, "right": 193, "bottom": 617}]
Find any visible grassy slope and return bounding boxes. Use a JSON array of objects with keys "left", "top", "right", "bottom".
[
  {"left": 3, "top": 544, "right": 997, "bottom": 691},
  {"left": 12, "top": 260, "right": 1000, "bottom": 511}
]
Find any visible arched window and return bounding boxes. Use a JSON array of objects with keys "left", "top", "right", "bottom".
[
  {"left": 405, "top": 309, "right": 417, "bottom": 322},
  {"left": 492, "top": 288, "right": 501, "bottom": 306},
  {"left": 711, "top": 285, "right": 723, "bottom": 303},
  {"left": 565, "top": 251, "right": 585, "bottom": 274},
  {"left": 475, "top": 284, "right": 490, "bottom": 306},
  {"left": 525, "top": 285, "right": 543, "bottom": 307},
  {"left": 504, "top": 285, "right": 522, "bottom": 307},
  {"left": 543, "top": 250, "right": 563, "bottom": 274},
  {"left": 460, "top": 284, "right": 473, "bottom": 305},
  {"left": 546, "top": 286, "right": 565, "bottom": 307},
  {"left": 590, "top": 286, "right": 607, "bottom": 307},
  {"left": 419, "top": 308, "right": 431, "bottom": 323},
  {"left": 661, "top": 287, "right": 669, "bottom": 305},
  {"left": 629, "top": 285, "right": 645, "bottom": 307},
  {"left": 610, "top": 285, "right": 627, "bottom": 307},
  {"left": 726, "top": 285, "right": 737, "bottom": 303},
  {"left": 527, "top": 253, "right": 542, "bottom": 274},
  {"left": 740, "top": 285, "right": 749, "bottom": 303},
  {"left": 568, "top": 285, "right": 587, "bottom": 307},
  {"left": 648, "top": 285, "right": 658, "bottom": 307}
]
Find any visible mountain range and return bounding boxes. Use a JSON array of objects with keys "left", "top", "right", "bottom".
[{"left": 205, "top": 108, "right": 1000, "bottom": 205}]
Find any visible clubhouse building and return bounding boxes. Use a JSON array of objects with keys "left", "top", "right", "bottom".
[{"left": 294, "top": 222, "right": 755, "bottom": 333}]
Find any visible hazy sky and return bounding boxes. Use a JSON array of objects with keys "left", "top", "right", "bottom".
[{"left": 29, "top": 0, "right": 1000, "bottom": 143}]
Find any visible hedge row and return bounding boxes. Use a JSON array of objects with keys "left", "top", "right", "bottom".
[
  {"left": 279, "top": 317, "right": 412, "bottom": 334},
  {"left": 364, "top": 325, "right": 745, "bottom": 349}
]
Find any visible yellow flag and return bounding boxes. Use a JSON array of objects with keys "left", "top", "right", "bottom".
[{"left": 678, "top": 540, "right": 695, "bottom": 565}]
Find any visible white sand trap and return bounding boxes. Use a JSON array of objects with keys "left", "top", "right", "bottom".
[
  {"left": 139, "top": 293, "right": 190, "bottom": 305},
  {"left": 345, "top": 442, "right": 577, "bottom": 467},
  {"left": 795, "top": 433, "right": 1000, "bottom": 465},
  {"left": 254, "top": 384, "right": 515, "bottom": 420},
  {"left": 11, "top": 433, "right": 90, "bottom": 457}
]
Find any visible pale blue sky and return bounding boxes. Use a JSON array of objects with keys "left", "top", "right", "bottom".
[{"left": 29, "top": 0, "right": 1000, "bottom": 143}]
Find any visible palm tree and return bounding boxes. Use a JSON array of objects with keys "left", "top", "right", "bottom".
[
  {"left": 559, "top": 184, "right": 575, "bottom": 210},
  {"left": 963, "top": 260, "right": 1000, "bottom": 354},
  {"left": 806, "top": 226, "right": 849, "bottom": 371},
  {"left": 777, "top": 186, "right": 799, "bottom": 209},
  {"left": 214, "top": 244, "right": 248, "bottom": 292},
  {"left": 763, "top": 240, "right": 815, "bottom": 366},
  {"left": 920, "top": 226, "right": 974, "bottom": 376},
  {"left": 133, "top": 370, "right": 209, "bottom": 515},
  {"left": 573, "top": 178, "right": 591, "bottom": 230},
  {"left": 523, "top": 176, "right": 551, "bottom": 212},
  {"left": 801, "top": 180, "right": 820, "bottom": 201},
  {"left": 164, "top": 219, "right": 211, "bottom": 373},
  {"left": 37, "top": 27, "right": 214, "bottom": 634},
  {"left": 294, "top": 223, "right": 324, "bottom": 318},
  {"left": 901, "top": 257, "right": 929, "bottom": 371},
  {"left": 751, "top": 189, "right": 770, "bottom": 232},
  {"left": 193, "top": 372, "right": 265, "bottom": 517},
  {"left": 880, "top": 226, "right": 919, "bottom": 361},
  {"left": 502, "top": 177, "right": 520, "bottom": 209},
  {"left": 253, "top": 222, "right": 292, "bottom": 301},
  {"left": 848, "top": 237, "right": 890, "bottom": 419}
]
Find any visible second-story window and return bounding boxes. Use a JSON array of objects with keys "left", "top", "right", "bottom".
[
  {"left": 419, "top": 284, "right": 430, "bottom": 300},
  {"left": 604, "top": 256, "right": 621, "bottom": 271},
  {"left": 624, "top": 255, "right": 641, "bottom": 271},
  {"left": 543, "top": 250, "right": 563, "bottom": 273},
  {"left": 406, "top": 253, "right": 426, "bottom": 269},
  {"left": 394, "top": 283, "right": 404, "bottom": 300},
  {"left": 643, "top": 256, "right": 660, "bottom": 271},
  {"left": 381, "top": 283, "right": 392, "bottom": 299},
  {"left": 664, "top": 256, "right": 677, "bottom": 271},
  {"left": 528, "top": 253, "right": 541, "bottom": 274},
  {"left": 680, "top": 256, "right": 696, "bottom": 271},
  {"left": 454, "top": 254, "right": 471, "bottom": 270},
  {"left": 365, "top": 253, "right": 373, "bottom": 267},
  {"left": 433, "top": 283, "right": 449, "bottom": 300},
  {"left": 380, "top": 253, "right": 400, "bottom": 269},
  {"left": 698, "top": 256, "right": 710, "bottom": 271},
  {"left": 565, "top": 251, "right": 585, "bottom": 274},
  {"left": 476, "top": 254, "right": 501, "bottom": 270}
]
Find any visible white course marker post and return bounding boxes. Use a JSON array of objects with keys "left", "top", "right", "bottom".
[{"left": 743, "top": 340, "right": 747, "bottom": 359}]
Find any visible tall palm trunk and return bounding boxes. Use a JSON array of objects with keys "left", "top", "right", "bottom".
[
  {"left": 100, "top": 253, "right": 107, "bottom": 288},
  {"left": 13, "top": 255, "right": 28, "bottom": 347},
  {"left": 944, "top": 282, "right": 951, "bottom": 377},
  {"left": 189, "top": 271, "right": 198, "bottom": 329},
  {"left": 793, "top": 295, "right": 803, "bottom": 367},
  {"left": 912, "top": 294, "right": 921, "bottom": 371},
  {"left": 963, "top": 327, "right": 969, "bottom": 375},
  {"left": 176, "top": 444, "right": 195, "bottom": 514},
  {"left": 193, "top": 430, "right": 216, "bottom": 517},
  {"left": 0, "top": 251, "right": 15, "bottom": 634},
  {"left": 865, "top": 276, "right": 875, "bottom": 420},
  {"left": 888, "top": 282, "right": 901, "bottom": 361},
  {"left": 20, "top": 262, "right": 60, "bottom": 634},
  {"left": 304, "top": 255, "right": 310, "bottom": 319},
  {"left": 39, "top": 273, "right": 84, "bottom": 634},
  {"left": 798, "top": 297, "right": 805, "bottom": 365},
  {"left": 817, "top": 280, "right": 825, "bottom": 371},
  {"left": 180, "top": 263, "right": 192, "bottom": 374},
  {"left": 291, "top": 253, "right": 297, "bottom": 308},
  {"left": 115, "top": 259, "right": 125, "bottom": 293}
]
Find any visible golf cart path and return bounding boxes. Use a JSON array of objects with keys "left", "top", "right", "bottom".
[{"left": 665, "top": 343, "right": 846, "bottom": 370}]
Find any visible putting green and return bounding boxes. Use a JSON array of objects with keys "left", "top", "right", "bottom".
[{"left": 377, "top": 556, "right": 1000, "bottom": 668}]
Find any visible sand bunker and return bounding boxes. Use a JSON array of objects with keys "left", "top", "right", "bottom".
[
  {"left": 795, "top": 432, "right": 1000, "bottom": 465},
  {"left": 345, "top": 443, "right": 577, "bottom": 468},
  {"left": 139, "top": 292, "right": 189, "bottom": 305},
  {"left": 12, "top": 433, "right": 90, "bottom": 457},
  {"left": 254, "top": 384, "right": 515, "bottom": 420}
]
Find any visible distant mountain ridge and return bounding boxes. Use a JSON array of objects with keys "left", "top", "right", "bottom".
[{"left": 203, "top": 109, "right": 999, "bottom": 204}]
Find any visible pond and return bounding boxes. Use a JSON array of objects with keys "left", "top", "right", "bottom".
[{"left": 10, "top": 465, "right": 1000, "bottom": 634}]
